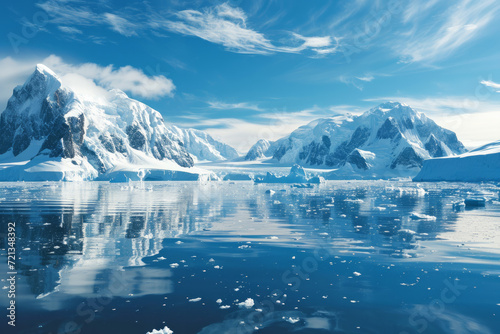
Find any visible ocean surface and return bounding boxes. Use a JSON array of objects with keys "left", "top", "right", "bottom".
[{"left": 0, "top": 181, "right": 499, "bottom": 334}]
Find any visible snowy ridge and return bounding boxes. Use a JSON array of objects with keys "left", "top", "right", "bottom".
[
  {"left": 168, "top": 126, "right": 239, "bottom": 162},
  {"left": 414, "top": 140, "right": 500, "bottom": 182},
  {"left": 265, "top": 102, "right": 465, "bottom": 179},
  {"left": 0, "top": 65, "right": 218, "bottom": 181},
  {"left": 245, "top": 139, "right": 274, "bottom": 160}
]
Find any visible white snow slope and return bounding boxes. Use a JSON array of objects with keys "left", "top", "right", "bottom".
[
  {"left": 168, "top": 126, "right": 239, "bottom": 162},
  {"left": 266, "top": 102, "right": 466, "bottom": 179},
  {"left": 413, "top": 140, "right": 500, "bottom": 182},
  {"left": 244, "top": 139, "right": 275, "bottom": 160},
  {"left": 0, "top": 64, "right": 217, "bottom": 181}
]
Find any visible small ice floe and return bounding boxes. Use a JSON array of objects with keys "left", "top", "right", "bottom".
[
  {"left": 157, "top": 256, "right": 166, "bottom": 261},
  {"left": 238, "top": 245, "right": 250, "bottom": 249},
  {"left": 220, "top": 305, "right": 230, "bottom": 309},
  {"left": 464, "top": 197, "right": 486, "bottom": 208},
  {"left": 169, "top": 263, "right": 179, "bottom": 268},
  {"left": 344, "top": 198, "right": 364, "bottom": 203},
  {"left": 175, "top": 241, "right": 183, "bottom": 245},
  {"left": 285, "top": 317, "right": 300, "bottom": 324},
  {"left": 410, "top": 212, "right": 436, "bottom": 221},
  {"left": 238, "top": 298, "right": 255, "bottom": 309},
  {"left": 353, "top": 272, "right": 361, "bottom": 276},
  {"left": 270, "top": 236, "right": 279, "bottom": 240},
  {"left": 214, "top": 265, "right": 222, "bottom": 269},
  {"left": 189, "top": 297, "right": 202, "bottom": 302},
  {"left": 146, "top": 325, "right": 173, "bottom": 334},
  {"left": 452, "top": 200, "right": 465, "bottom": 211},
  {"left": 374, "top": 206, "right": 386, "bottom": 211},
  {"left": 265, "top": 189, "right": 275, "bottom": 196},
  {"left": 216, "top": 299, "right": 222, "bottom": 304}
]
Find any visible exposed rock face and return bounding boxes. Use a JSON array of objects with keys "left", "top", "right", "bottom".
[{"left": 0, "top": 64, "right": 196, "bottom": 178}]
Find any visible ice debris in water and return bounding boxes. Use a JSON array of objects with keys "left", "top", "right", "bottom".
[
  {"left": 285, "top": 317, "right": 300, "bottom": 324},
  {"left": 169, "top": 263, "right": 179, "bottom": 268},
  {"left": 410, "top": 212, "right": 436, "bottom": 221},
  {"left": 189, "top": 297, "right": 202, "bottom": 302},
  {"left": 146, "top": 326, "right": 173, "bottom": 334}
]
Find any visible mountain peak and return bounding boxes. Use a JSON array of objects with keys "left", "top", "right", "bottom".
[
  {"left": 35, "top": 64, "right": 59, "bottom": 78},
  {"left": 21, "top": 64, "right": 62, "bottom": 97},
  {"left": 377, "top": 101, "right": 405, "bottom": 109}
]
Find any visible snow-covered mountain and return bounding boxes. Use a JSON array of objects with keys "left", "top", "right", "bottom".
[
  {"left": 244, "top": 139, "right": 275, "bottom": 160},
  {"left": 169, "top": 126, "right": 239, "bottom": 162},
  {"left": 266, "top": 102, "right": 466, "bottom": 179},
  {"left": 0, "top": 64, "right": 220, "bottom": 181},
  {"left": 414, "top": 140, "right": 500, "bottom": 182}
]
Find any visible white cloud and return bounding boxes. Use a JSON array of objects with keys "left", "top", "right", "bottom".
[
  {"left": 159, "top": 3, "right": 336, "bottom": 55},
  {"left": 104, "top": 13, "right": 138, "bottom": 37},
  {"left": 207, "top": 101, "right": 263, "bottom": 111},
  {"left": 398, "top": 0, "right": 499, "bottom": 63},
  {"left": 481, "top": 80, "right": 500, "bottom": 92},
  {"left": 0, "top": 55, "right": 175, "bottom": 109},
  {"left": 37, "top": 1, "right": 337, "bottom": 56},
  {"left": 57, "top": 26, "right": 83, "bottom": 34}
]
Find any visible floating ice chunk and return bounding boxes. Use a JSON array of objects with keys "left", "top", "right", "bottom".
[
  {"left": 344, "top": 198, "right": 364, "bottom": 203},
  {"left": 146, "top": 326, "right": 173, "bottom": 334},
  {"left": 353, "top": 272, "right": 361, "bottom": 276},
  {"left": 270, "top": 236, "right": 279, "bottom": 240},
  {"left": 169, "top": 263, "right": 179, "bottom": 268},
  {"left": 238, "top": 298, "right": 255, "bottom": 309},
  {"left": 374, "top": 206, "right": 386, "bottom": 211},
  {"left": 189, "top": 297, "right": 202, "bottom": 302},
  {"left": 410, "top": 212, "right": 436, "bottom": 221},
  {"left": 216, "top": 299, "right": 222, "bottom": 304},
  {"left": 220, "top": 305, "right": 230, "bottom": 309},
  {"left": 265, "top": 189, "right": 275, "bottom": 195},
  {"left": 286, "top": 317, "right": 300, "bottom": 324}
]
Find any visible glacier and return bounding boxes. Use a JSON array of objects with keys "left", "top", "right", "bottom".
[
  {"left": 0, "top": 64, "right": 231, "bottom": 181},
  {"left": 413, "top": 140, "right": 500, "bottom": 182}
]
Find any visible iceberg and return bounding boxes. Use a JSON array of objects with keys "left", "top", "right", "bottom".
[{"left": 414, "top": 140, "right": 500, "bottom": 182}]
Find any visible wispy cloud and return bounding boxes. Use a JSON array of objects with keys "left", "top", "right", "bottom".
[
  {"left": 36, "top": 1, "right": 338, "bottom": 57},
  {"left": 57, "top": 25, "right": 83, "bottom": 34},
  {"left": 481, "top": 80, "right": 500, "bottom": 92},
  {"left": 160, "top": 3, "right": 337, "bottom": 55},
  {"left": 207, "top": 101, "right": 263, "bottom": 111},
  {"left": 397, "top": 0, "right": 499, "bottom": 63},
  {"left": 104, "top": 13, "right": 138, "bottom": 37}
]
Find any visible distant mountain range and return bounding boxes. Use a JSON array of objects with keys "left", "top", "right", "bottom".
[
  {"left": 1, "top": 64, "right": 488, "bottom": 182},
  {"left": 245, "top": 102, "right": 467, "bottom": 179},
  {"left": 0, "top": 65, "right": 237, "bottom": 181}
]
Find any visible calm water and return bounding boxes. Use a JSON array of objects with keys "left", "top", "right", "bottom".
[{"left": 0, "top": 181, "right": 499, "bottom": 334}]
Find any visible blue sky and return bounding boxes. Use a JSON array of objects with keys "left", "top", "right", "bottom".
[{"left": 1, "top": 0, "right": 500, "bottom": 151}]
